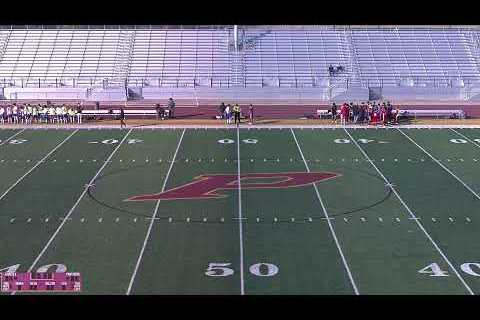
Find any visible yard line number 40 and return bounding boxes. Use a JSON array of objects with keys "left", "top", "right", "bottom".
[{"left": 419, "top": 262, "right": 480, "bottom": 277}]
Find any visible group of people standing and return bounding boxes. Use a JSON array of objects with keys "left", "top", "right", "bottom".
[
  {"left": 330, "top": 101, "right": 401, "bottom": 126},
  {"left": 218, "top": 103, "right": 255, "bottom": 125},
  {"left": 154, "top": 97, "right": 176, "bottom": 120},
  {"left": 0, "top": 103, "right": 83, "bottom": 125}
]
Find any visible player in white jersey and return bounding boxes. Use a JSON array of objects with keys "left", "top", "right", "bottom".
[
  {"left": 48, "top": 106, "right": 56, "bottom": 123},
  {"left": 6, "top": 106, "right": 12, "bottom": 123},
  {"left": 12, "top": 104, "right": 18, "bottom": 124},
  {"left": 18, "top": 106, "right": 25, "bottom": 124},
  {"left": 68, "top": 108, "right": 75, "bottom": 124},
  {"left": 31, "top": 105, "right": 38, "bottom": 123}
]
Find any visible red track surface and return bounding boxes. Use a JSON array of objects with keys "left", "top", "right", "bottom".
[{"left": 2, "top": 100, "right": 480, "bottom": 118}]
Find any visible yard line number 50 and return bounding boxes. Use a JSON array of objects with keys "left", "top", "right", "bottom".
[{"left": 205, "top": 262, "right": 279, "bottom": 277}]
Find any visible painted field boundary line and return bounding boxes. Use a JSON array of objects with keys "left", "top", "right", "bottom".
[
  {"left": 237, "top": 126, "right": 245, "bottom": 295},
  {"left": 343, "top": 128, "right": 475, "bottom": 295},
  {"left": 291, "top": 128, "right": 359, "bottom": 295},
  {"left": 0, "top": 129, "right": 78, "bottom": 203},
  {"left": 449, "top": 128, "right": 480, "bottom": 149},
  {"left": 126, "top": 129, "right": 186, "bottom": 295},
  {"left": 9, "top": 129, "right": 134, "bottom": 295},
  {"left": 398, "top": 128, "right": 480, "bottom": 201},
  {"left": 3, "top": 124, "right": 480, "bottom": 130},
  {"left": 0, "top": 129, "right": 25, "bottom": 146}
]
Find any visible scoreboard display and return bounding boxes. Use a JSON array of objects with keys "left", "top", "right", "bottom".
[{"left": 1, "top": 272, "right": 81, "bottom": 293}]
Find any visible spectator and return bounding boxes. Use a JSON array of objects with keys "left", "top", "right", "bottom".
[
  {"left": 249, "top": 104, "right": 254, "bottom": 124},
  {"left": 233, "top": 104, "right": 241, "bottom": 125},
  {"left": 225, "top": 104, "right": 231, "bottom": 124},
  {"left": 155, "top": 104, "right": 161, "bottom": 120},
  {"left": 328, "top": 65, "right": 334, "bottom": 76},
  {"left": 168, "top": 97, "right": 176, "bottom": 118},
  {"left": 330, "top": 103, "right": 337, "bottom": 123},
  {"left": 119, "top": 107, "right": 126, "bottom": 129},
  {"left": 219, "top": 102, "right": 226, "bottom": 119}
]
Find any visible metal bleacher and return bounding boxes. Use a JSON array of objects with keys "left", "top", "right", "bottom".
[
  {"left": 0, "top": 25, "right": 480, "bottom": 100},
  {"left": 129, "top": 27, "right": 230, "bottom": 87},
  {"left": 351, "top": 26, "right": 480, "bottom": 87},
  {"left": 242, "top": 26, "right": 352, "bottom": 87},
  {"left": 0, "top": 27, "right": 123, "bottom": 88}
]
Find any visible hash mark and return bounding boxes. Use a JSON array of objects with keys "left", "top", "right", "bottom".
[
  {"left": 203, "top": 218, "right": 207, "bottom": 222},
  {"left": 27, "top": 218, "right": 31, "bottom": 223},
  {"left": 466, "top": 217, "right": 471, "bottom": 222},
  {"left": 98, "top": 218, "right": 103, "bottom": 223},
  {"left": 378, "top": 217, "right": 383, "bottom": 222},
  {"left": 221, "top": 217, "right": 225, "bottom": 222},
  {"left": 44, "top": 218, "right": 49, "bottom": 223},
  {"left": 168, "top": 217, "right": 172, "bottom": 223},
  {"left": 308, "top": 217, "right": 313, "bottom": 222},
  {"left": 291, "top": 217, "right": 295, "bottom": 222},
  {"left": 432, "top": 218, "right": 437, "bottom": 222},
  {"left": 360, "top": 217, "right": 366, "bottom": 222},
  {"left": 186, "top": 217, "right": 190, "bottom": 222},
  {"left": 80, "top": 218, "right": 85, "bottom": 223},
  {"left": 395, "top": 218, "right": 401, "bottom": 222},
  {"left": 133, "top": 218, "right": 137, "bottom": 223},
  {"left": 343, "top": 217, "right": 348, "bottom": 222},
  {"left": 274, "top": 217, "right": 278, "bottom": 222},
  {"left": 449, "top": 217, "right": 454, "bottom": 222},
  {"left": 10, "top": 218, "right": 15, "bottom": 223},
  {"left": 115, "top": 217, "right": 120, "bottom": 223}
]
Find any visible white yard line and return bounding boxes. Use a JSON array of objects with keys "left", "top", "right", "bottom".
[
  {"left": 344, "top": 128, "right": 475, "bottom": 295},
  {"left": 236, "top": 126, "right": 245, "bottom": 295},
  {"left": 0, "top": 129, "right": 78, "bottom": 203},
  {"left": 449, "top": 128, "right": 480, "bottom": 149},
  {"left": 0, "top": 129, "right": 26, "bottom": 146},
  {"left": 10, "top": 129, "right": 134, "bottom": 296},
  {"left": 291, "top": 128, "right": 359, "bottom": 295},
  {"left": 398, "top": 128, "right": 480, "bottom": 201},
  {"left": 126, "top": 129, "right": 185, "bottom": 295}
]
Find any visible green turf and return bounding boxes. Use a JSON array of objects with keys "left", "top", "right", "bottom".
[{"left": 1, "top": 127, "right": 480, "bottom": 295}]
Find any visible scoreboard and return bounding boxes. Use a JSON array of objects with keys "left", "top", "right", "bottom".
[{"left": 1, "top": 272, "right": 81, "bottom": 293}]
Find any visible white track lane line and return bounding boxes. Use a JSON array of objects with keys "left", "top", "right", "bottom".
[
  {"left": 237, "top": 127, "right": 245, "bottom": 295},
  {"left": 291, "top": 128, "right": 359, "bottom": 295},
  {"left": 0, "top": 129, "right": 26, "bottom": 146},
  {"left": 11, "top": 129, "right": 133, "bottom": 295},
  {"left": 449, "top": 128, "right": 480, "bottom": 149},
  {"left": 344, "top": 128, "right": 474, "bottom": 295},
  {"left": 398, "top": 128, "right": 480, "bottom": 201},
  {"left": 126, "top": 129, "right": 185, "bottom": 295},
  {"left": 0, "top": 129, "right": 78, "bottom": 203}
]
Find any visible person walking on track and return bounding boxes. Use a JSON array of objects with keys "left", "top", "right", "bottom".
[
  {"left": 249, "top": 104, "right": 254, "bottom": 124},
  {"left": 120, "top": 107, "right": 126, "bottom": 129}
]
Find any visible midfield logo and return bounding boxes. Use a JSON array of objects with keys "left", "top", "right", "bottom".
[{"left": 126, "top": 172, "right": 340, "bottom": 201}]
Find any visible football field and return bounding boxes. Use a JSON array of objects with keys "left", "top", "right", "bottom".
[{"left": 2, "top": 126, "right": 480, "bottom": 294}]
